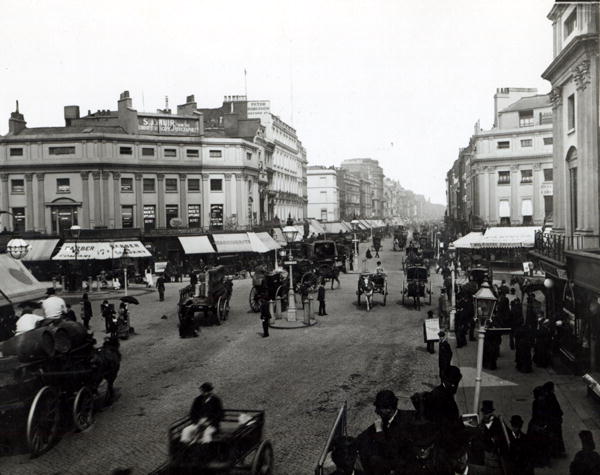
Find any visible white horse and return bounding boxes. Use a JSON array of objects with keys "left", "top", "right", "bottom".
[{"left": 357, "top": 275, "right": 374, "bottom": 311}]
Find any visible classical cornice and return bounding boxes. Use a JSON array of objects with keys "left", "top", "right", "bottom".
[{"left": 542, "top": 33, "right": 598, "bottom": 82}]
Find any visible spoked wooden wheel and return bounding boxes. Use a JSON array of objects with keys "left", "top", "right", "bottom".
[
  {"left": 216, "top": 297, "right": 226, "bottom": 324},
  {"left": 249, "top": 287, "right": 260, "bottom": 313},
  {"left": 251, "top": 440, "right": 274, "bottom": 475},
  {"left": 73, "top": 386, "right": 95, "bottom": 432},
  {"left": 27, "top": 386, "right": 60, "bottom": 457}
]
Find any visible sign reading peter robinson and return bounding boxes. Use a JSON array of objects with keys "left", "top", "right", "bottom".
[{"left": 138, "top": 116, "right": 200, "bottom": 135}]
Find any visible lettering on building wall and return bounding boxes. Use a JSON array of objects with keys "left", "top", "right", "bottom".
[
  {"left": 210, "top": 204, "right": 224, "bottom": 229},
  {"left": 138, "top": 116, "right": 199, "bottom": 135}
]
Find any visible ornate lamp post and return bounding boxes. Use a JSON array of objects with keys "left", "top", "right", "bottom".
[
  {"left": 121, "top": 247, "right": 130, "bottom": 296},
  {"left": 472, "top": 282, "right": 498, "bottom": 414},
  {"left": 282, "top": 223, "right": 299, "bottom": 322},
  {"left": 6, "top": 238, "right": 31, "bottom": 260},
  {"left": 351, "top": 218, "right": 360, "bottom": 273}
]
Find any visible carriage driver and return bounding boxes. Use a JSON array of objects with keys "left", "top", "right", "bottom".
[{"left": 181, "top": 382, "right": 224, "bottom": 444}]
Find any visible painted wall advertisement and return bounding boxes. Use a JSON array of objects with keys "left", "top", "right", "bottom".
[
  {"left": 210, "top": 204, "right": 224, "bottom": 229},
  {"left": 138, "top": 116, "right": 199, "bottom": 135}
]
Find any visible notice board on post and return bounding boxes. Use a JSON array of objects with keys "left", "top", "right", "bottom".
[{"left": 423, "top": 318, "right": 441, "bottom": 343}]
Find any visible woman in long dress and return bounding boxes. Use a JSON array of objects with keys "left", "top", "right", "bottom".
[{"left": 145, "top": 267, "right": 154, "bottom": 288}]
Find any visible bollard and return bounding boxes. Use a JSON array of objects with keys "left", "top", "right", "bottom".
[
  {"left": 60, "top": 276, "right": 66, "bottom": 293},
  {"left": 52, "top": 277, "right": 57, "bottom": 290},
  {"left": 269, "top": 300, "right": 275, "bottom": 321},
  {"left": 96, "top": 275, "right": 101, "bottom": 291},
  {"left": 307, "top": 296, "right": 314, "bottom": 324},
  {"left": 303, "top": 300, "right": 310, "bottom": 325},
  {"left": 275, "top": 296, "right": 282, "bottom": 319}
]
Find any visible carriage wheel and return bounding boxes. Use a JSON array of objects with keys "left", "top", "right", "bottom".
[
  {"left": 383, "top": 282, "right": 387, "bottom": 306},
  {"left": 73, "top": 386, "right": 95, "bottom": 432},
  {"left": 27, "top": 386, "right": 59, "bottom": 457},
  {"left": 251, "top": 440, "right": 274, "bottom": 475},
  {"left": 249, "top": 287, "right": 260, "bottom": 313},
  {"left": 216, "top": 297, "right": 226, "bottom": 324}
]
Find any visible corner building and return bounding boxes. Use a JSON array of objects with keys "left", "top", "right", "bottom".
[{"left": 0, "top": 92, "right": 263, "bottom": 234}]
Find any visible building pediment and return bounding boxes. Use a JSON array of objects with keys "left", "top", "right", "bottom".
[{"left": 45, "top": 197, "right": 82, "bottom": 206}]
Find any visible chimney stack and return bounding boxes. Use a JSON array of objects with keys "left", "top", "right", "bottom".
[
  {"left": 118, "top": 90, "right": 132, "bottom": 111},
  {"left": 64, "top": 105, "right": 80, "bottom": 126},
  {"left": 8, "top": 100, "right": 26, "bottom": 134}
]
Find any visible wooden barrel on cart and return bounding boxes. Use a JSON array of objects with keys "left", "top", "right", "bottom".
[
  {"left": 52, "top": 321, "right": 88, "bottom": 353},
  {"left": 0, "top": 327, "right": 55, "bottom": 361}
]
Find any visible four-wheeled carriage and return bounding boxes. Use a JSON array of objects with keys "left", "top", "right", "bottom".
[
  {"left": 155, "top": 409, "right": 273, "bottom": 475},
  {"left": 178, "top": 265, "right": 232, "bottom": 327},
  {"left": 306, "top": 240, "right": 341, "bottom": 290},
  {"left": 249, "top": 269, "right": 289, "bottom": 313},
  {"left": 0, "top": 322, "right": 118, "bottom": 457},
  {"left": 402, "top": 266, "right": 431, "bottom": 309}
]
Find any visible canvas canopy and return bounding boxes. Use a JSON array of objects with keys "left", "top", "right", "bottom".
[
  {"left": 309, "top": 219, "right": 326, "bottom": 235},
  {"left": 472, "top": 226, "right": 541, "bottom": 249},
  {"left": 0, "top": 254, "right": 47, "bottom": 304},
  {"left": 178, "top": 236, "right": 215, "bottom": 254},
  {"left": 22, "top": 239, "right": 60, "bottom": 261},
  {"left": 53, "top": 240, "right": 151, "bottom": 260},
  {"left": 324, "top": 222, "right": 347, "bottom": 234},
  {"left": 256, "top": 232, "right": 281, "bottom": 251},
  {"left": 212, "top": 233, "right": 253, "bottom": 253},
  {"left": 451, "top": 232, "right": 484, "bottom": 249},
  {"left": 247, "top": 232, "right": 271, "bottom": 253}
]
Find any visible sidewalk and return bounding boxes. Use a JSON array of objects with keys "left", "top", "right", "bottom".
[{"left": 451, "top": 326, "right": 600, "bottom": 473}]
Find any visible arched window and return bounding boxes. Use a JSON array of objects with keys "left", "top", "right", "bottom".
[{"left": 566, "top": 147, "right": 578, "bottom": 232}]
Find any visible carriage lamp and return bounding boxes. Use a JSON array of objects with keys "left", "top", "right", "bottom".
[
  {"left": 472, "top": 281, "right": 497, "bottom": 413},
  {"left": 6, "top": 238, "right": 31, "bottom": 260}
]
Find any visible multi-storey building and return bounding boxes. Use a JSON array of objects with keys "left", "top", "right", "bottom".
[
  {"left": 338, "top": 168, "right": 361, "bottom": 220},
  {"left": 306, "top": 166, "right": 339, "bottom": 221},
  {"left": 340, "top": 158, "right": 384, "bottom": 217},
  {"left": 359, "top": 178, "right": 373, "bottom": 218},
  {"left": 532, "top": 2, "right": 600, "bottom": 372},
  {"left": 469, "top": 88, "right": 554, "bottom": 227},
  {"left": 0, "top": 92, "right": 264, "bottom": 235}
]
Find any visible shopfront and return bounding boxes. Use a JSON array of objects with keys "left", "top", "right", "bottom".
[{"left": 564, "top": 250, "right": 600, "bottom": 373}]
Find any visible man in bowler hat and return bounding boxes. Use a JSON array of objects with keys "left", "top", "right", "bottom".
[
  {"left": 472, "top": 400, "right": 508, "bottom": 473},
  {"left": 181, "top": 382, "right": 224, "bottom": 444}
]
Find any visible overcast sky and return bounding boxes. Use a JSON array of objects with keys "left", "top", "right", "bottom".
[{"left": 1, "top": 0, "right": 555, "bottom": 204}]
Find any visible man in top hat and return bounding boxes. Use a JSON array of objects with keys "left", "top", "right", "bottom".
[
  {"left": 181, "top": 382, "right": 224, "bottom": 444},
  {"left": 506, "top": 414, "right": 534, "bottom": 475},
  {"left": 357, "top": 389, "right": 408, "bottom": 473},
  {"left": 438, "top": 331, "right": 452, "bottom": 380},
  {"left": 570, "top": 430, "right": 600, "bottom": 474},
  {"left": 42, "top": 287, "right": 67, "bottom": 319},
  {"left": 472, "top": 400, "right": 508, "bottom": 473}
]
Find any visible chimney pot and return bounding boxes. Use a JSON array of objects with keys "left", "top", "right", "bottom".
[{"left": 186, "top": 95, "right": 195, "bottom": 103}]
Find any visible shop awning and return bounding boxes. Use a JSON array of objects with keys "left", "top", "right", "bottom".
[
  {"left": 256, "top": 232, "right": 281, "bottom": 251},
  {"left": 293, "top": 225, "right": 305, "bottom": 241},
  {"left": 472, "top": 226, "right": 541, "bottom": 249},
  {"left": 324, "top": 222, "right": 347, "bottom": 234},
  {"left": 178, "top": 236, "right": 215, "bottom": 254},
  {"left": 212, "top": 233, "right": 253, "bottom": 253},
  {"left": 23, "top": 239, "right": 60, "bottom": 261},
  {"left": 53, "top": 240, "right": 152, "bottom": 260},
  {"left": 451, "top": 232, "right": 484, "bottom": 249},
  {"left": 340, "top": 221, "right": 353, "bottom": 232},
  {"left": 0, "top": 255, "right": 47, "bottom": 304},
  {"left": 247, "top": 232, "right": 270, "bottom": 253},
  {"left": 309, "top": 219, "right": 326, "bottom": 235},
  {"left": 358, "top": 220, "right": 371, "bottom": 229}
]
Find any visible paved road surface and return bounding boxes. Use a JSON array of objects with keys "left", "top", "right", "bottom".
[{"left": 1, "top": 238, "right": 440, "bottom": 474}]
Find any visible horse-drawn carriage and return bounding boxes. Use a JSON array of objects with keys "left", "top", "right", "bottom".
[
  {"left": 392, "top": 228, "right": 407, "bottom": 251},
  {"left": 178, "top": 266, "right": 233, "bottom": 329},
  {"left": 154, "top": 409, "right": 273, "bottom": 475},
  {"left": 402, "top": 266, "right": 431, "bottom": 309},
  {"left": 0, "top": 321, "right": 120, "bottom": 457},
  {"left": 249, "top": 268, "right": 289, "bottom": 313},
  {"left": 356, "top": 272, "right": 388, "bottom": 311}
]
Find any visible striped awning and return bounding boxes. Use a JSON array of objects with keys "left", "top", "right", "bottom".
[
  {"left": 256, "top": 232, "right": 281, "bottom": 251},
  {"left": 212, "top": 233, "right": 253, "bottom": 253},
  {"left": 247, "top": 232, "right": 271, "bottom": 253},
  {"left": 451, "top": 232, "right": 484, "bottom": 249},
  {"left": 471, "top": 226, "right": 541, "bottom": 249},
  {"left": 178, "top": 236, "right": 215, "bottom": 254},
  {"left": 23, "top": 239, "right": 60, "bottom": 261}
]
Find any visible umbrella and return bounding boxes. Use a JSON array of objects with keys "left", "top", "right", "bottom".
[{"left": 120, "top": 296, "right": 139, "bottom": 305}]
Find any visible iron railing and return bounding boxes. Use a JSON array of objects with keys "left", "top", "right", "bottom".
[{"left": 534, "top": 231, "right": 600, "bottom": 262}]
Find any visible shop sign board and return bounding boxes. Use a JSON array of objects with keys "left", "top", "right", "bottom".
[
  {"left": 210, "top": 204, "right": 224, "bottom": 229},
  {"left": 138, "top": 116, "right": 200, "bottom": 136},
  {"left": 541, "top": 183, "right": 553, "bottom": 196}
]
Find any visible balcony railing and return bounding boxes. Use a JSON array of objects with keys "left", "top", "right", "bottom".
[{"left": 534, "top": 231, "right": 600, "bottom": 262}]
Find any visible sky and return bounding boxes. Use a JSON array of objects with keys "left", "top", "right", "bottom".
[{"left": 0, "top": 0, "right": 555, "bottom": 205}]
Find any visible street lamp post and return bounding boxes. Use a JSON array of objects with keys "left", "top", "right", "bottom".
[
  {"left": 282, "top": 224, "right": 299, "bottom": 322},
  {"left": 350, "top": 218, "right": 360, "bottom": 273},
  {"left": 70, "top": 225, "right": 81, "bottom": 291},
  {"left": 472, "top": 282, "right": 498, "bottom": 414},
  {"left": 122, "top": 247, "right": 130, "bottom": 296}
]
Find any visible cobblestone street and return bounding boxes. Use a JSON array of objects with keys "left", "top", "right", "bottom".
[{"left": 0, "top": 239, "right": 440, "bottom": 474}]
